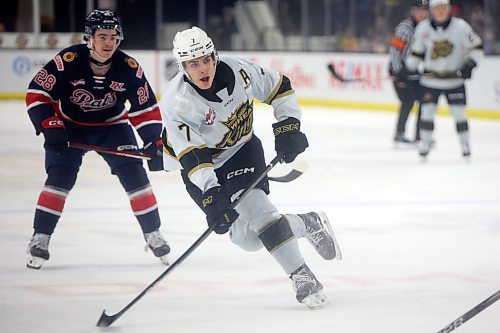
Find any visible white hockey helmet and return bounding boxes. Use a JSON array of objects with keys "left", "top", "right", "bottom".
[
  {"left": 429, "top": 0, "right": 450, "bottom": 7},
  {"left": 172, "top": 26, "right": 218, "bottom": 74}
]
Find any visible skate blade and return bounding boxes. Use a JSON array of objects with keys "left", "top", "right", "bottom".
[
  {"left": 318, "top": 211, "right": 342, "bottom": 261},
  {"left": 302, "top": 291, "right": 330, "bottom": 310},
  {"left": 159, "top": 254, "right": 170, "bottom": 265},
  {"left": 27, "top": 256, "right": 46, "bottom": 269}
]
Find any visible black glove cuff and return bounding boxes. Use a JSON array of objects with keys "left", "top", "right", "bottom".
[{"left": 272, "top": 117, "right": 301, "bottom": 137}]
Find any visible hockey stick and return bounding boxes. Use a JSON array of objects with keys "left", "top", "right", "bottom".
[
  {"left": 96, "top": 154, "right": 284, "bottom": 327},
  {"left": 435, "top": 290, "right": 500, "bottom": 333},
  {"left": 327, "top": 63, "right": 461, "bottom": 83},
  {"left": 268, "top": 160, "right": 308, "bottom": 183},
  {"left": 327, "top": 64, "right": 419, "bottom": 83},
  {"left": 70, "top": 142, "right": 305, "bottom": 183},
  {"left": 69, "top": 142, "right": 153, "bottom": 160}
]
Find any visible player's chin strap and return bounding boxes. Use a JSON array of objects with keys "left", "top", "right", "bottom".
[{"left": 86, "top": 38, "right": 119, "bottom": 66}]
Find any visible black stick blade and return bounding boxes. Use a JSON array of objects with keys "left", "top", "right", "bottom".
[
  {"left": 96, "top": 310, "right": 116, "bottom": 328},
  {"left": 327, "top": 63, "right": 347, "bottom": 82}
]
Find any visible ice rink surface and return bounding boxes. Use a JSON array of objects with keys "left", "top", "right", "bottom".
[{"left": 1, "top": 100, "right": 499, "bottom": 333}]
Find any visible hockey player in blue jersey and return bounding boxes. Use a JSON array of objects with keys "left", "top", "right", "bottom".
[{"left": 25, "top": 9, "right": 170, "bottom": 269}]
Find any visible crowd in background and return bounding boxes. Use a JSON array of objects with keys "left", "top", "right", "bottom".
[{"left": 0, "top": 0, "right": 498, "bottom": 55}]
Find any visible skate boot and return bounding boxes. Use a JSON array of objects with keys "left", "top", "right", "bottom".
[
  {"left": 461, "top": 142, "right": 471, "bottom": 158},
  {"left": 27, "top": 233, "right": 51, "bottom": 269},
  {"left": 144, "top": 229, "right": 170, "bottom": 265},
  {"left": 299, "top": 211, "right": 342, "bottom": 260},
  {"left": 418, "top": 140, "right": 431, "bottom": 158},
  {"left": 394, "top": 133, "right": 413, "bottom": 145},
  {"left": 290, "top": 264, "right": 329, "bottom": 309}
]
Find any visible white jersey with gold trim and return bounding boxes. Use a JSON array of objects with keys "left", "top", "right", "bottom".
[
  {"left": 406, "top": 17, "right": 483, "bottom": 89},
  {"left": 160, "top": 56, "right": 302, "bottom": 192}
]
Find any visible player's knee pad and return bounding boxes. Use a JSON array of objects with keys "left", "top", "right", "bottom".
[
  {"left": 114, "top": 163, "right": 150, "bottom": 191},
  {"left": 257, "top": 215, "right": 295, "bottom": 253},
  {"left": 233, "top": 188, "right": 280, "bottom": 230},
  {"left": 229, "top": 222, "right": 263, "bottom": 252},
  {"left": 421, "top": 103, "right": 437, "bottom": 121},
  {"left": 456, "top": 121, "right": 469, "bottom": 133},
  {"left": 46, "top": 165, "right": 78, "bottom": 190},
  {"left": 449, "top": 105, "right": 467, "bottom": 123},
  {"left": 420, "top": 120, "right": 434, "bottom": 131}
]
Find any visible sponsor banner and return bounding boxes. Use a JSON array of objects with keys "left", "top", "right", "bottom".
[{"left": 1, "top": 49, "right": 499, "bottom": 116}]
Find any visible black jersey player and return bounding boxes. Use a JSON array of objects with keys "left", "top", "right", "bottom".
[{"left": 25, "top": 9, "right": 170, "bottom": 269}]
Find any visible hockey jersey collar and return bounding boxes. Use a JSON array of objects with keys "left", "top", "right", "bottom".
[
  {"left": 186, "top": 61, "right": 235, "bottom": 103},
  {"left": 430, "top": 16, "right": 452, "bottom": 30}
]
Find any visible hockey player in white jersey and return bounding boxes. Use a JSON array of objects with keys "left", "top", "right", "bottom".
[
  {"left": 406, "top": 0, "right": 483, "bottom": 158},
  {"left": 160, "top": 27, "right": 341, "bottom": 309}
]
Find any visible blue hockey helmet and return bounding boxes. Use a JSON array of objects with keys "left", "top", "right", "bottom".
[{"left": 84, "top": 9, "right": 123, "bottom": 42}]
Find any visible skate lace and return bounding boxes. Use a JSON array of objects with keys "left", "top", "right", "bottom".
[
  {"left": 305, "top": 225, "right": 325, "bottom": 247},
  {"left": 291, "top": 269, "right": 316, "bottom": 291},
  {"left": 30, "top": 234, "right": 50, "bottom": 250},
  {"left": 145, "top": 230, "right": 167, "bottom": 249}
]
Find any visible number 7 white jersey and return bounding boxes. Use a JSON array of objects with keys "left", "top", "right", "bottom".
[{"left": 160, "top": 56, "right": 302, "bottom": 192}]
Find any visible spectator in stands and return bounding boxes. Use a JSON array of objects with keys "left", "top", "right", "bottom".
[
  {"left": 46, "top": 33, "right": 58, "bottom": 49},
  {"left": 15, "top": 33, "right": 28, "bottom": 48}
]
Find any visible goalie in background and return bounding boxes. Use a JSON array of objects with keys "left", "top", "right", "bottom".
[
  {"left": 388, "top": 0, "right": 429, "bottom": 145},
  {"left": 160, "top": 26, "right": 342, "bottom": 309},
  {"left": 25, "top": 9, "right": 170, "bottom": 269},
  {"left": 406, "top": 0, "right": 483, "bottom": 159}
]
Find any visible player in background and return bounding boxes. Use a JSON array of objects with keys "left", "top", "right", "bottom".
[
  {"left": 388, "top": 0, "right": 429, "bottom": 144},
  {"left": 160, "top": 27, "right": 341, "bottom": 309},
  {"left": 406, "top": 0, "right": 483, "bottom": 158},
  {"left": 25, "top": 9, "right": 170, "bottom": 269}
]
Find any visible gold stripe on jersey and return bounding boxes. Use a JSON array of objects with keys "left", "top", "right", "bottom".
[
  {"left": 273, "top": 89, "right": 295, "bottom": 101},
  {"left": 264, "top": 74, "right": 295, "bottom": 105},
  {"left": 161, "top": 128, "right": 177, "bottom": 159},
  {"left": 177, "top": 145, "right": 214, "bottom": 177},
  {"left": 177, "top": 144, "right": 208, "bottom": 160},
  {"left": 264, "top": 74, "right": 283, "bottom": 104},
  {"left": 188, "top": 162, "right": 215, "bottom": 178}
]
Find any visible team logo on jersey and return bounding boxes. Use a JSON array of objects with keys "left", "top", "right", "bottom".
[
  {"left": 204, "top": 108, "right": 216, "bottom": 125},
  {"left": 70, "top": 89, "right": 117, "bottom": 112},
  {"left": 217, "top": 99, "right": 253, "bottom": 148},
  {"left": 70, "top": 79, "right": 85, "bottom": 86},
  {"left": 431, "top": 40, "right": 454, "bottom": 60},
  {"left": 109, "top": 81, "right": 126, "bottom": 92},
  {"left": 127, "top": 58, "right": 138, "bottom": 68},
  {"left": 63, "top": 52, "right": 76, "bottom": 62}
]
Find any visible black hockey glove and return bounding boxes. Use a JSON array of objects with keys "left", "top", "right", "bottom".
[
  {"left": 392, "top": 66, "right": 419, "bottom": 83},
  {"left": 141, "top": 139, "right": 164, "bottom": 171},
  {"left": 41, "top": 116, "right": 69, "bottom": 154},
  {"left": 272, "top": 117, "right": 309, "bottom": 163},
  {"left": 201, "top": 186, "right": 239, "bottom": 234},
  {"left": 460, "top": 59, "right": 477, "bottom": 79}
]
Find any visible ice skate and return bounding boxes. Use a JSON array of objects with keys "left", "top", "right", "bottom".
[
  {"left": 299, "top": 211, "right": 342, "bottom": 260},
  {"left": 290, "top": 264, "right": 329, "bottom": 310},
  {"left": 418, "top": 140, "right": 431, "bottom": 159},
  {"left": 461, "top": 142, "right": 471, "bottom": 159},
  {"left": 394, "top": 133, "right": 414, "bottom": 145},
  {"left": 144, "top": 229, "right": 170, "bottom": 265},
  {"left": 27, "top": 233, "right": 51, "bottom": 269}
]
